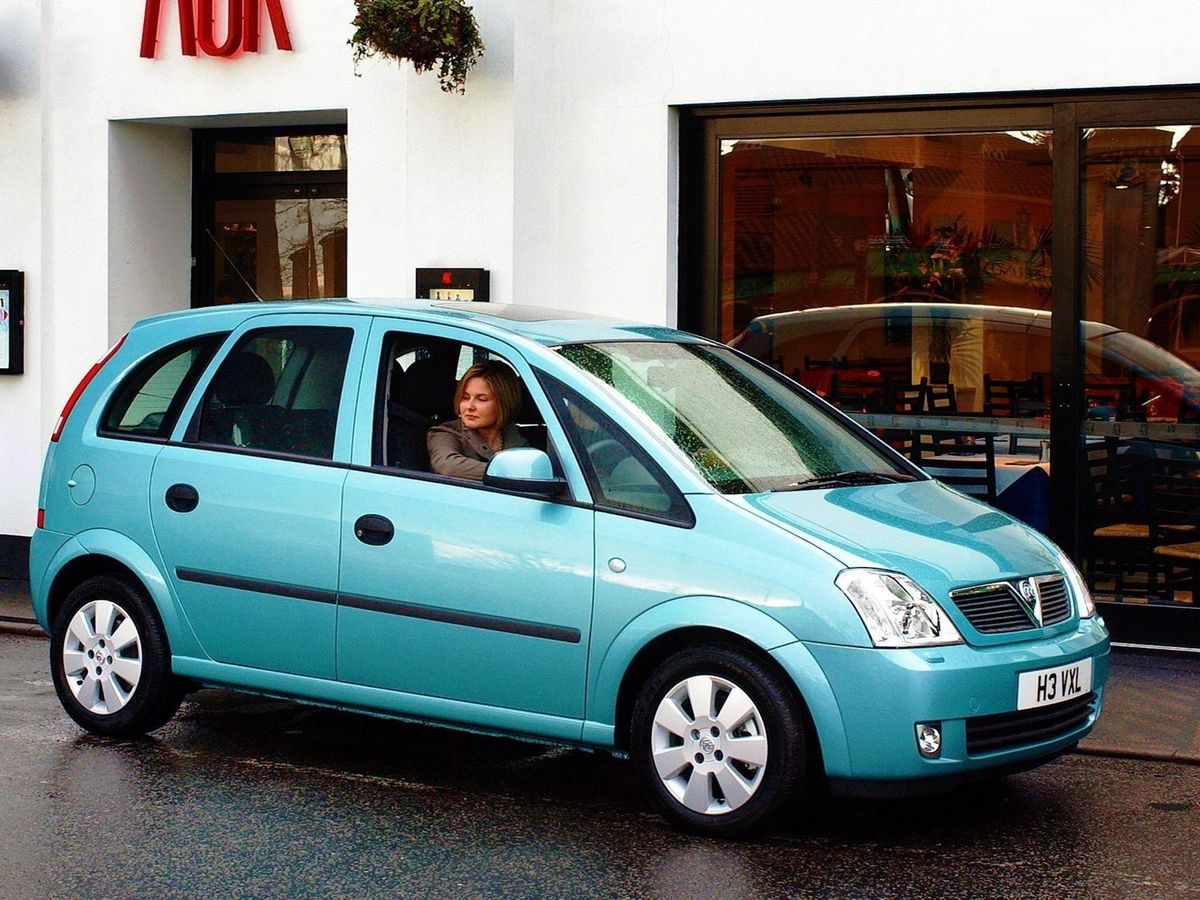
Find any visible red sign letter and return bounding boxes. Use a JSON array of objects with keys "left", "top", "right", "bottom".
[
  {"left": 244, "top": 0, "right": 293, "bottom": 52},
  {"left": 141, "top": 0, "right": 291, "bottom": 58},
  {"left": 196, "top": 0, "right": 243, "bottom": 57},
  {"left": 140, "top": 0, "right": 198, "bottom": 58}
]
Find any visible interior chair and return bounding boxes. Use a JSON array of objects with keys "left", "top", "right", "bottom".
[
  {"left": 1141, "top": 456, "right": 1200, "bottom": 602},
  {"left": 887, "top": 376, "right": 928, "bottom": 414},
  {"left": 911, "top": 431, "right": 996, "bottom": 504},
  {"left": 829, "top": 373, "right": 885, "bottom": 413},
  {"left": 924, "top": 382, "right": 958, "bottom": 415},
  {"left": 198, "top": 352, "right": 278, "bottom": 447}
]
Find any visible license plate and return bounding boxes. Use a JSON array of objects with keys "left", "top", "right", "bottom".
[{"left": 1016, "top": 657, "right": 1093, "bottom": 710}]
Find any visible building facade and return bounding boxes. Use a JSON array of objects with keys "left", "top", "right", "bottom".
[{"left": 4, "top": 0, "right": 1200, "bottom": 646}]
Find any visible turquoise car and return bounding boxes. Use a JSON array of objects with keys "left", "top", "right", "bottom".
[{"left": 31, "top": 300, "right": 1109, "bottom": 836}]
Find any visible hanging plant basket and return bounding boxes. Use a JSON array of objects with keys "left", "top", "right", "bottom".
[{"left": 350, "top": 0, "right": 484, "bottom": 94}]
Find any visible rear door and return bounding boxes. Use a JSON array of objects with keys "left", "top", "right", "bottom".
[{"left": 149, "top": 313, "right": 366, "bottom": 678}]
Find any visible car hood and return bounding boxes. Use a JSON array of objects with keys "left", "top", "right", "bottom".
[{"left": 733, "top": 480, "right": 1060, "bottom": 593}]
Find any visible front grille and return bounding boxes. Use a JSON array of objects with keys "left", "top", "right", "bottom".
[
  {"left": 1037, "top": 577, "right": 1072, "bottom": 625},
  {"left": 950, "top": 575, "right": 1071, "bottom": 633},
  {"left": 966, "top": 692, "right": 1097, "bottom": 755}
]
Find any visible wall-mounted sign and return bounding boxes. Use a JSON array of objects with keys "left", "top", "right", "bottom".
[
  {"left": 415, "top": 268, "right": 490, "bottom": 302},
  {"left": 140, "top": 0, "right": 292, "bottom": 59},
  {"left": 0, "top": 270, "right": 25, "bottom": 376}
]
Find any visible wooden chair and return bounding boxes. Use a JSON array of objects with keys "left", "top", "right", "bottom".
[
  {"left": 1179, "top": 383, "right": 1200, "bottom": 422},
  {"left": 983, "top": 375, "right": 1040, "bottom": 418},
  {"left": 911, "top": 431, "right": 996, "bottom": 504},
  {"left": 829, "top": 373, "right": 885, "bottom": 413},
  {"left": 1083, "top": 440, "right": 1150, "bottom": 598},
  {"left": 1140, "top": 456, "right": 1200, "bottom": 602},
  {"left": 888, "top": 376, "right": 928, "bottom": 414},
  {"left": 925, "top": 382, "right": 958, "bottom": 414},
  {"left": 1084, "top": 376, "right": 1139, "bottom": 419}
]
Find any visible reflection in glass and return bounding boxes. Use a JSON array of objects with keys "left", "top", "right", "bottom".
[
  {"left": 721, "top": 131, "right": 1054, "bottom": 417},
  {"left": 214, "top": 134, "right": 348, "bottom": 173},
  {"left": 212, "top": 199, "right": 348, "bottom": 303},
  {"left": 1080, "top": 126, "right": 1200, "bottom": 611}
]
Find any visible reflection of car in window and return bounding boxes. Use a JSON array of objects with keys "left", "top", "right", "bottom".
[{"left": 731, "top": 302, "right": 1200, "bottom": 421}]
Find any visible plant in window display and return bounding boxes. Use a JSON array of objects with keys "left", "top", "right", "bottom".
[{"left": 349, "top": 0, "right": 484, "bottom": 94}]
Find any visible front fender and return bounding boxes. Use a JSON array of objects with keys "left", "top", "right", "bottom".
[
  {"left": 43, "top": 528, "right": 203, "bottom": 658},
  {"left": 582, "top": 595, "right": 799, "bottom": 745}
]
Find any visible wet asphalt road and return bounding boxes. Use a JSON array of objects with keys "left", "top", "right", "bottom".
[{"left": 2, "top": 632, "right": 1197, "bottom": 900}]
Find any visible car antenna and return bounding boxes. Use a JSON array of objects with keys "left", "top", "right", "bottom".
[{"left": 205, "top": 227, "right": 264, "bottom": 302}]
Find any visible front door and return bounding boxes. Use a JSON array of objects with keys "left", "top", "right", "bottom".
[{"left": 336, "top": 323, "right": 594, "bottom": 724}]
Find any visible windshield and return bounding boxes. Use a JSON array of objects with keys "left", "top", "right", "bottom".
[{"left": 557, "top": 342, "right": 916, "bottom": 493}]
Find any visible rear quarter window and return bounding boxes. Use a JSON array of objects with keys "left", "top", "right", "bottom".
[{"left": 101, "top": 334, "right": 226, "bottom": 440}]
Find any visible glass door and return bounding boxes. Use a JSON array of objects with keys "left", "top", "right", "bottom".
[
  {"left": 194, "top": 129, "right": 348, "bottom": 307},
  {"left": 1078, "top": 123, "right": 1200, "bottom": 638}
]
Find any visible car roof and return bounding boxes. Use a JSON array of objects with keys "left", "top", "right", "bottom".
[{"left": 134, "top": 299, "right": 709, "bottom": 348}]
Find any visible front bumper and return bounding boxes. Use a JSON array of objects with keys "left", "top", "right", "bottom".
[{"left": 773, "top": 616, "right": 1110, "bottom": 786}]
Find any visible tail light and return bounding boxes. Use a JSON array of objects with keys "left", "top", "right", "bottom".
[
  {"left": 36, "top": 509, "right": 45, "bottom": 530},
  {"left": 50, "top": 334, "right": 127, "bottom": 442}
]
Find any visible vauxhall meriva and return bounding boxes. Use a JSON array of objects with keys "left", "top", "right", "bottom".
[{"left": 31, "top": 300, "right": 1109, "bottom": 836}]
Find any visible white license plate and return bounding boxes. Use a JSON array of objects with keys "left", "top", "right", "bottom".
[{"left": 1016, "top": 657, "right": 1093, "bottom": 710}]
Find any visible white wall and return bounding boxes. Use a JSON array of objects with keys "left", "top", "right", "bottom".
[
  {"left": 108, "top": 122, "right": 193, "bottom": 340},
  {"left": 0, "top": 0, "right": 44, "bottom": 540}
]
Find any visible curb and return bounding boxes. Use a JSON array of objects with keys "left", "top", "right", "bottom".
[
  {"left": 1074, "top": 742, "right": 1200, "bottom": 767},
  {"left": 0, "top": 616, "right": 44, "bottom": 638}
]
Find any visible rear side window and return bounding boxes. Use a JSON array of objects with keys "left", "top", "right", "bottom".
[
  {"left": 190, "top": 326, "right": 352, "bottom": 460},
  {"left": 101, "top": 334, "right": 226, "bottom": 440}
]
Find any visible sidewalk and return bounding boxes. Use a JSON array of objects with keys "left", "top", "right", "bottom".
[{"left": 3, "top": 578, "right": 1197, "bottom": 763}]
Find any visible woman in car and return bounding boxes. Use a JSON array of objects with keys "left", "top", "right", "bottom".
[{"left": 427, "top": 359, "right": 527, "bottom": 480}]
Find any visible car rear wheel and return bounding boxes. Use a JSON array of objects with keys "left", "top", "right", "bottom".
[
  {"left": 631, "top": 644, "right": 809, "bottom": 837},
  {"left": 50, "top": 574, "right": 183, "bottom": 737}
]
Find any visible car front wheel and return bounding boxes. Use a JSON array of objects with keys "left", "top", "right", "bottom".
[
  {"left": 631, "top": 644, "right": 809, "bottom": 837},
  {"left": 50, "top": 574, "right": 183, "bottom": 738}
]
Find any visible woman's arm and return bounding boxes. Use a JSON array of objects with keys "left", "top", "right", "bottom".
[{"left": 427, "top": 422, "right": 487, "bottom": 480}]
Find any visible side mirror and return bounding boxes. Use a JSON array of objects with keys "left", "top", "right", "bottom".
[{"left": 483, "top": 447, "right": 568, "bottom": 496}]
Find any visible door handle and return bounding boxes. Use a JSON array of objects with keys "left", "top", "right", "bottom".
[
  {"left": 165, "top": 483, "right": 200, "bottom": 513},
  {"left": 354, "top": 514, "right": 394, "bottom": 546}
]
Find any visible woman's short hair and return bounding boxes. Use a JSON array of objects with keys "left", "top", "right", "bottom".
[{"left": 454, "top": 359, "right": 523, "bottom": 429}]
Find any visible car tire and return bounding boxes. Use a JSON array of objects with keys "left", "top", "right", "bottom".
[
  {"left": 631, "top": 643, "right": 809, "bottom": 837},
  {"left": 50, "top": 574, "right": 184, "bottom": 738}
]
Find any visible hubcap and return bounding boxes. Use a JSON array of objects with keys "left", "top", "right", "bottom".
[
  {"left": 650, "top": 674, "right": 768, "bottom": 815},
  {"left": 61, "top": 599, "right": 142, "bottom": 715}
]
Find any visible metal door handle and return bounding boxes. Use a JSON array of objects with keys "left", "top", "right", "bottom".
[
  {"left": 165, "top": 483, "right": 200, "bottom": 513},
  {"left": 354, "top": 514, "right": 394, "bottom": 546}
]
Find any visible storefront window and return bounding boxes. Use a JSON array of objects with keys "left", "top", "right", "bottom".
[{"left": 1080, "top": 125, "right": 1200, "bottom": 612}]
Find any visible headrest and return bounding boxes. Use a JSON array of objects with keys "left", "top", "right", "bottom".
[
  {"left": 399, "top": 357, "right": 452, "bottom": 420},
  {"left": 212, "top": 352, "right": 276, "bottom": 406}
]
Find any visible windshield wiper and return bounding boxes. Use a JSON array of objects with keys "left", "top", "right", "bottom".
[{"left": 780, "top": 471, "right": 915, "bottom": 491}]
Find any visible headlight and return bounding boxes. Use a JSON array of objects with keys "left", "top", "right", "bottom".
[
  {"left": 836, "top": 569, "right": 964, "bottom": 648},
  {"left": 1055, "top": 546, "right": 1096, "bottom": 618}
]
